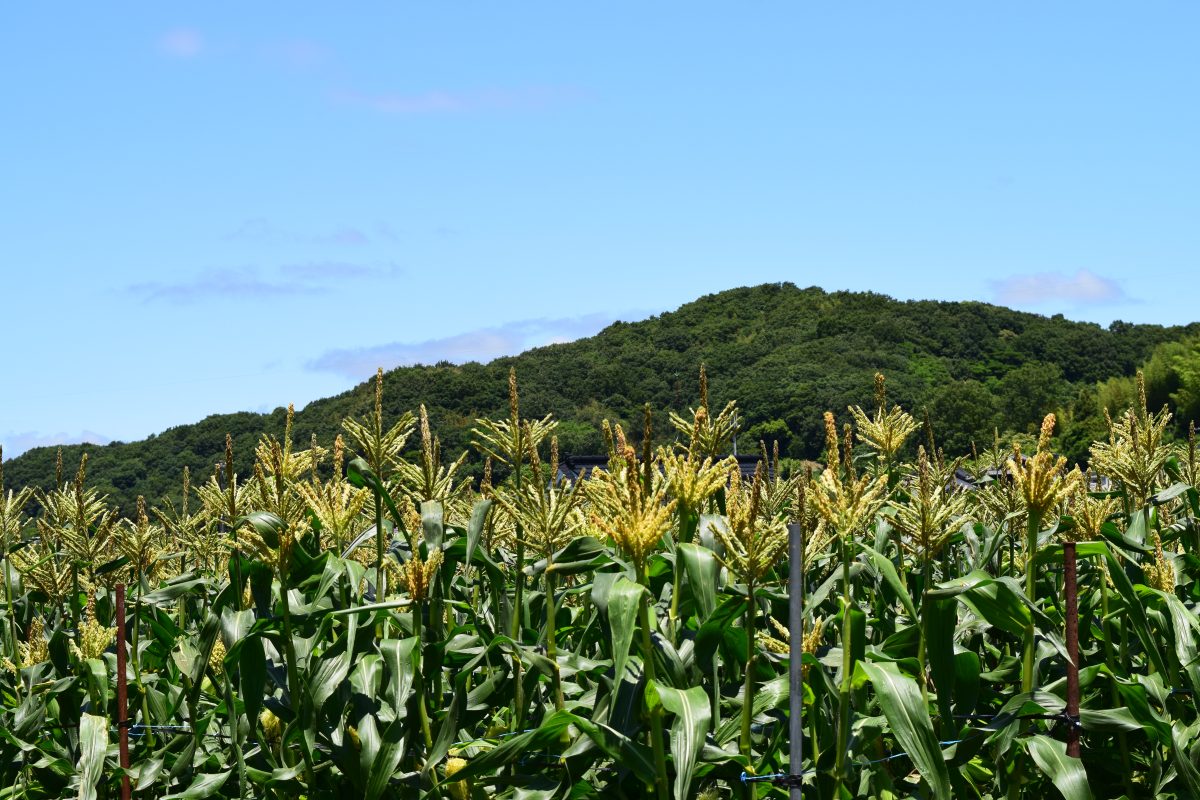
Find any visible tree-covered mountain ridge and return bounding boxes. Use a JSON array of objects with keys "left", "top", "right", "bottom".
[{"left": 9, "top": 282, "right": 1200, "bottom": 514}]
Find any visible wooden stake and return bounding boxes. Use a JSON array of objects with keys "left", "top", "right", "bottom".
[{"left": 116, "top": 584, "right": 131, "bottom": 800}]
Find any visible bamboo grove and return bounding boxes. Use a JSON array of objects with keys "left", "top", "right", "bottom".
[{"left": 2, "top": 367, "right": 1199, "bottom": 799}]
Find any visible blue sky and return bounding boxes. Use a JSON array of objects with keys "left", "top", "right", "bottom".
[{"left": 3, "top": 4, "right": 1197, "bottom": 457}]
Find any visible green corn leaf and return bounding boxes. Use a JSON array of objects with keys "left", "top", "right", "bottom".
[
  {"left": 1095, "top": 543, "right": 1169, "bottom": 677},
  {"left": 715, "top": 675, "right": 788, "bottom": 745},
  {"left": 1027, "top": 734, "right": 1093, "bottom": 800},
  {"left": 569, "top": 713, "right": 656, "bottom": 785},
  {"left": 82, "top": 657, "right": 108, "bottom": 712},
  {"left": 421, "top": 498, "right": 445, "bottom": 552},
  {"left": 523, "top": 535, "right": 609, "bottom": 577},
  {"left": 142, "top": 573, "right": 207, "bottom": 606},
  {"left": 696, "top": 595, "right": 746, "bottom": 667},
  {"left": 859, "top": 660, "right": 951, "bottom": 800},
  {"left": 696, "top": 513, "right": 726, "bottom": 553},
  {"left": 380, "top": 636, "right": 419, "bottom": 712},
  {"left": 1078, "top": 707, "right": 1143, "bottom": 732},
  {"left": 952, "top": 650, "right": 982, "bottom": 717},
  {"left": 327, "top": 598, "right": 413, "bottom": 617},
  {"left": 341, "top": 522, "right": 393, "bottom": 561},
  {"left": 971, "top": 522, "right": 1007, "bottom": 571},
  {"left": 188, "top": 612, "right": 221, "bottom": 710},
  {"left": 365, "top": 728, "right": 409, "bottom": 800},
  {"left": 75, "top": 713, "right": 107, "bottom": 800},
  {"left": 346, "top": 458, "right": 407, "bottom": 533},
  {"left": 860, "top": 543, "right": 918, "bottom": 620},
  {"left": 1170, "top": 722, "right": 1200, "bottom": 798},
  {"left": 1126, "top": 509, "right": 1147, "bottom": 546},
  {"left": 442, "top": 536, "right": 507, "bottom": 597},
  {"left": 309, "top": 614, "right": 358, "bottom": 710},
  {"left": 237, "top": 633, "right": 266, "bottom": 727},
  {"left": 930, "top": 571, "right": 1030, "bottom": 637},
  {"left": 605, "top": 576, "right": 645, "bottom": 685},
  {"left": 219, "top": 607, "right": 256, "bottom": 653},
  {"left": 350, "top": 653, "right": 384, "bottom": 698},
  {"left": 465, "top": 498, "right": 493, "bottom": 566},
  {"left": 649, "top": 682, "right": 711, "bottom": 800},
  {"left": 133, "top": 754, "right": 166, "bottom": 792},
  {"left": 446, "top": 711, "right": 577, "bottom": 782},
  {"left": 242, "top": 765, "right": 305, "bottom": 789},
  {"left": 1158, "top": 591, "right": 1200, "bottom": 694},
  {"left": 677, "top": 542, "right": 719, "bottom": 619},
  {"left": 1033, "top": 541, "right": 1115, "bottom": 567},
  {"left": 161, "top": 771, "right": 232, "bottom": 800},
  {"left": 236, "top": 510, "right": 287, "bottom": 548},
  {"left": 926, "top": 597, "right": 957, "bottom": 725}
]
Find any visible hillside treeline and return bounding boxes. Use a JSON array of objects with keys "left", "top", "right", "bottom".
[{"left": 6, "top": 283, "right": 1199, "bottom": 515}]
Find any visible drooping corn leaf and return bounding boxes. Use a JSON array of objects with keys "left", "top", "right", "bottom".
[
  {"left": 860, "top": 543, "right": 918, "bottom": 621},
  {"left": 75, "top": 713, "right": 107, "bottom": 800},
  {"left": 605, "top": 576, "right": 645, "bottom": 685},
  {"left": 309, "top": 613, "right": 359, "bottom": 710},
  {"left": 380, "top": 636, "right": 420, "bottom": 713},
  {"left": 161, "top": 771, "right": 232, "bottom": 800},
  {"left": 859, "top": 660, "right": 951, "bottom": 800},
  {"left": 1027, "top": 734, "right": 1093, "bottom": 800},
  {"left": 677, "top": 542, "right": 719, "bottom": 620},
  {"left": 346, "top": 457, "right": 406, "bottom": 533},
  {"left": 465, "top": 497, "right": 493, "bottom": 566},
  {"left": 649, "top": 682, "right": 712, "bottom": 800}
]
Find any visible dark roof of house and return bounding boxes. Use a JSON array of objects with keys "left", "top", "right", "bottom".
[{"left": 557, "top": 453, "right": 771, "bottom": 482}]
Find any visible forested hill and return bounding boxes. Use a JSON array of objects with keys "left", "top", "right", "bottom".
[{"left": 7, "top": 283, "right": 1198, "bottom": 515}]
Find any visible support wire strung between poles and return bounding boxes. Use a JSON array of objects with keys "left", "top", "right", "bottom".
[
  {"left": 740, "top": 729, "right": 992, "bottom": 788},
  {"left": 740, "top": 710, "right": 1083, "bottom": 788}
]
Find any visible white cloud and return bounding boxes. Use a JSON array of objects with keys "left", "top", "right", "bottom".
[
  {"left": 307, "top": 314, "right": 621, "bottom": 379},
  {"left": 2, "top": 430, "right": 111, "bottom": 459},
  {"left": 989, "top": 269, "right": 1128, "bottom": 307},
  {"left": 157, "top": 28, "right": 204, "bottom": 59}
]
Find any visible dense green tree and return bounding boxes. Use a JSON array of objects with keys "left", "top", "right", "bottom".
[
  {"left": 924, "top": 380, "right": 1001, "bottom": 457},
  {"left": 6, "top": 282, "right": 1196, "bottom": 513},
  {"left": 996, "top": 362, "right": 1069, "bottom": 433}
]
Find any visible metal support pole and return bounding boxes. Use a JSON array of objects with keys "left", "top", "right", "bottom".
[
  {"left": 115, "top": 584, "right": 131, "bottom": 800},
  {"left": 787, "top": 522, "right": 804, "bottom": 798},
  {"left": 1063, "top": 542, "right": 1081, "bottom": 758}
]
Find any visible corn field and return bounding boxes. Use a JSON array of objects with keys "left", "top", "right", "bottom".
[{"left": 2, "top": 367, "right": 1197, "bottom": 799}]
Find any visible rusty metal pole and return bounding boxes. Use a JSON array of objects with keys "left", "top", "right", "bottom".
[
  {"left": 1063, "top": 542, "right": 1081, "bottom": 758},
  {"left": 115, "top": 584, "right": 131, "bottom": 800},
  {"left": 787, "top": 522, "right": 804, "bottom": 798}
]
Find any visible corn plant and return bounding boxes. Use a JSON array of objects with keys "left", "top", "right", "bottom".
[{"left": 5, "top": 369, "right": 1200, "bottom": 798}]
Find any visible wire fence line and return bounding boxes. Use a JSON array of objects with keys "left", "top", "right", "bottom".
[{"left": 741, "top": 709, "right": 1083, "bottom": 788}]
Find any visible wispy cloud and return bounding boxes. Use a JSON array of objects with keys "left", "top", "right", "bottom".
[
  {"left": 2, "top": 430, "right": 111, "bottom": 460},
  {"left": 334, "top": 86, "right": 585, "bottom": 115},
  {"left": 129, "top": 268, "right": 319, "bottom": 304},
  {"left": 990, "top": 269, "right": 1129, "bottom": 307},
  {"left": 157, "top": 28, "right": 204, "bottom": 59},
  {"left": 130, "top": 262, "right": 402, "bottom": 305},
  {"left": 223, "top": 218, "right": 373, "bottom": 246},
  {"left": 308, "top": 314, "right": 621, "bottom": 379},
  {"left": 313, "top": 226, "right": 370, "bottom": 246},
  {"left": 260, "top": 38, "right": 329, "bottom": 70},
  {"left": 278, "top": 261, "right": 403, "bottom": 281}
]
